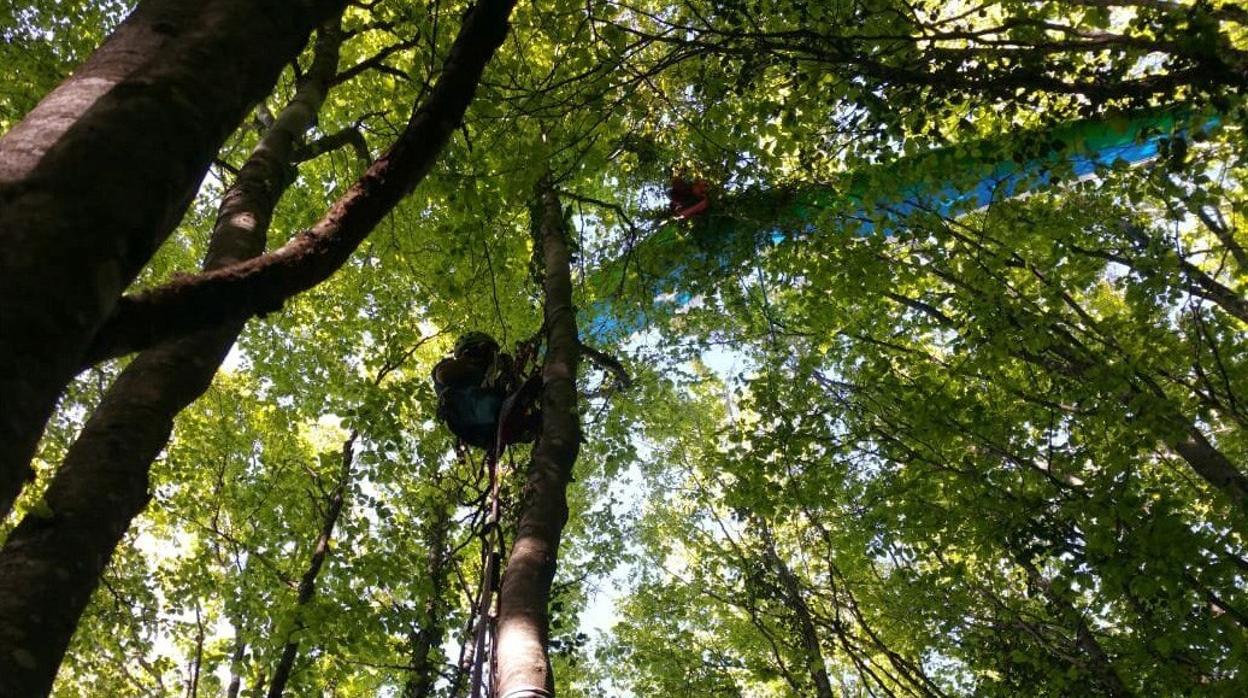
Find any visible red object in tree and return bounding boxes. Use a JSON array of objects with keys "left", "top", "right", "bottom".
[{"left": 670, "top": 174, "right": 710, "bottom": 218}]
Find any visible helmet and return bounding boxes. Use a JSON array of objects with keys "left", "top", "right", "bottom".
[{"left": 454, "top": 331, "right": 499, "bottom": 357}]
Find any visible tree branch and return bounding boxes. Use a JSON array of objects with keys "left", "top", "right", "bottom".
[
  {"left": 295, "top": 126, "right": 372, "bottom": 163},
  {"left": 579, "top": 341, "right": 631, "bottom": 389},
  {"left": 331, "top": 37, "right": 420, "bottom": 86},
  {"left": 80, "top": 0, "right": 519, "bottom": 368}
]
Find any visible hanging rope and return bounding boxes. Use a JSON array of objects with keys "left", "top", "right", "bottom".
[
  {"left": 465, "top": 338, "right": 542, "bottom": 698},
  {"left": 467, "top": 440, "right": 503, "bottom": 698}
]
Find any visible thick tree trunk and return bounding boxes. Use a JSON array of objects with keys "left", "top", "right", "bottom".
[
  {"left": 0, "top": 21, "right": 346, "bottom": 693},
  {"left": 0, "top": 324, "right": 240, "bottom": 698},
  {"left": 266, "top": 435, "right": 356, "bottom": 698},
  {"left": 0, "top": 0, "right": 345, "bottom": 516},
  {"left": 81, "top": 0, "right": 520, "bottom": 367},
  {"left": 0, "top": 0, "right": 516, "bottom": 687},
  {"left": 495, "top": 180, "right": 582, "bottom": 697}
]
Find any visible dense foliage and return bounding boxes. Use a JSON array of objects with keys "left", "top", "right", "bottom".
[{"left": 2, "top": 0, "right": 1245, "bottom": 695}]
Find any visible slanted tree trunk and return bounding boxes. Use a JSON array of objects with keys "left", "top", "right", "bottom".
[
  {"left": 80, "top": 0, "right": 520, "bottom": 366},
  {"left": 495, "top": 179, "right": 582, "bottom": 697},
  {"left": 0, "top": 0, "right": 346, "bottom": 515},
  {"left": 758, "top": 524, "right": 835, "bottom": 698},
  {"left": 1171, "top": 426, "right": 1248, "bottom": 511},
  {"left": 0, "top": 20, "right": 348, "bottom": 693},
  {"left": 885, "top": 286, "right": 1248, "bottom": 511},
  {"left": 1017, "top": 558, "right": 1132, "bottom": 698},
  {"left": 0, "top": 0, "right": 518, "bottom": 688},
  {"left": 266, "top": 435, "right": 356, "bottom": 698}
]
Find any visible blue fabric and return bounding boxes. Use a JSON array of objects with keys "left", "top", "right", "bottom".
[{"left": 442, "top": 385, "right": 503, "bottom": 449}]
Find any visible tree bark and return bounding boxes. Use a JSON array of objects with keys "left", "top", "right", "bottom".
[
  {"left": 402, "top": 498, "right": 453, "bottom": 698},
  {"left": 0, "top": 0, "right": 517, "bottom": 687},
  {"left": 0, "top": 20, "right": 347, "bottom": 693},
  {"left": 80, "top": 0, "right": 520, "bottom": 367},
  {"left": 226, "top": 634, "right": 247, "bottom": 698},
  {"left": 266, "top": 435, "right": 356, "bottom": 698},
  {"left": 1017, "top": 558, "right": 1132, "bottom": 697},
  {"left": 0, "top": 0, "right": 346, "bottom": 516},
  {"left": 759, "top": 524, "right": 835, "bottom": 698},
  {"left": 495, "top": 179, "right": 582, "bottom": 697}
]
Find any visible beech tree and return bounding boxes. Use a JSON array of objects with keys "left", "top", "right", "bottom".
[
  {"left": 0, "top": 0, "right": 516, "bottom": 692},
  {"left": 0, "top": 0, "right": 349, "bottom": 514}
]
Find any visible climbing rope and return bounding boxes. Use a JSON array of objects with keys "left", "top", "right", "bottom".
[
  {"left": 467, "top": 440, "right": 504, "bottom": 698},
  {"left": 465, "top": 339, "right": 542, "bottom": 698},
  {"left": 499, "top": 688, "right": 554, "bottom": 698}
]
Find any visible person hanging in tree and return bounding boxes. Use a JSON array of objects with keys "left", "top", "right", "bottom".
[
  {"left": 669, "top": 168, "right": 711, "bottom": 219},
  {"left": 432, "top": 331, "right": 540, "bottom": 451}
]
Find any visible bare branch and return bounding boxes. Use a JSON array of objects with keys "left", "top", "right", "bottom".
[{"left": 295, "top": 127, "right": 372, "bottom": 163}]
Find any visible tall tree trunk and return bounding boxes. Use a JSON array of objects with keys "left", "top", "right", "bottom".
[
  {"left": 0, "top": 0, "right": 345, "bottom": 515},
  {"left": 496, "top": 179, "right": 582, "bottom": 697},
  {"left": 758, "top": 524, "right": 835, "bottom": 698},
  {"left": 226, "top": 633, "right": 247, "bottom": 698},
  {"left": 1017, "top": 558, "right": 1132, "bottom": 697},
  {"left": 0, "top": 0, "right": 518, "bottom": 686},
  {"left": 0, "top": 20, "right": 347, "bottom": 694},
  {"left": 402, "top": 498, "right": 453, "bottom": 698},
  {"left": 266, "top": 435, "right": 356, "bottom": 698}
]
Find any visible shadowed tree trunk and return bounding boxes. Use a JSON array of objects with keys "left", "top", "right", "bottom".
[
  {"left": 0, "top": 1, "right": 517, "bottom": 691},
  {"left": 1017, "top": 558, "right": 1132, "bottom": 698},
  {"left": 266, "top": 435, "right": 356, "bottom": 698},
  {"left": 402, "top": 495, "right": 453, "bottom": 698},
  {"left": 758, "top": 524, "right": 835, "bottom": 698},
  {"left": 495, "top": 178, "right": 582, "bottom": 697},
  {"left": 226, "top": 632, "right": 247, "bottom": 698},
  {"left": 0, "top": 20, "right": 349, "bottom": 693},
  {"left": 0, "top": 0, "right": 346, "bottom": 515}
]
